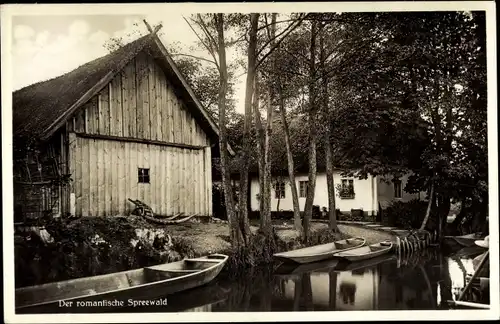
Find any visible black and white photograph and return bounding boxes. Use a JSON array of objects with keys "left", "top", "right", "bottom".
[{"left": 1, "top": 2, "right": 498, "bottom": 323}]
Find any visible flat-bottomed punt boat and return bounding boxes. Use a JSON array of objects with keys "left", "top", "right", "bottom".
[
  {"left": 444, "top": 233, "right": 483, "bottom": 248},
  {"left": 333, "top": 241, "right": 393, "bottom": 262},
  {"left": 16, "top": 254, "right": 228, "bottom": 313},
  {"left": 273, "top": 237, "right": 365, "bottom": 264}
]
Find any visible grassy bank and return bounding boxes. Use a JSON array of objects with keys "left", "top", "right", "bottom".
[{"left": 14, "top": 217, "right": 347, "bottom": 287}]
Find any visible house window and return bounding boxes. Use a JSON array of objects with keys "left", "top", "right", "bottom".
[
  {"left": 394, "top": 179, "right": 402, "bottom": 198},
  {"left": 340, "top": 179, "right": 355, "bottom": 199},
  {"left": 299, "top": 181, "right": 308, "bottom": 198},
  {"left": 138, "top": 168, "right": 150, "bottom": 184},
  {"left": 275, "top": 181, "right": 286, "bottom": 199}
]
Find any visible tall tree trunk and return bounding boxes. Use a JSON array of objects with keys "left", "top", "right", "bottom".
[
  {"left": 420, "top": 181, "right": 435, "bottom": 231},
  {"left": 261, "top": 13, "right": 277, "bottom": 234},
  {"left": 278, "top": 87, "right": 302, "bottom": 232},
  {"left": 215, "top": 13, "right": 241, "bottom": 245},
  {"left": 325, "top": 133, "right": 337, "bottom": 231},
  {"left": 320, "top": 24, "right": 337, "bottom": 232},
  {"left": 253, "top": 74, "right": 266, "bottom": 225},
  {"left": 238, "top": 13, "right": 260, "bottom": 245},
  {"left": 303, "top": 20, "right": 318, "bottom": 242}
]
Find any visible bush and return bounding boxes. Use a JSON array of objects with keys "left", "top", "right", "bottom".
[
  {"left": 383, "top": 200, "right": 438, "bottom": 230},
  {"left": 14, "top": 217, "right": 178, "bottom": 288}
]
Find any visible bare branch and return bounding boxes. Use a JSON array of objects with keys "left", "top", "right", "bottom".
[
  {"left": 256, "top": 15, "right": 301, "bottom": 58},
  {"left": 182, "top": 15, "right": 220, "bottom": 71},
  {"left": 264, "top": 14, "right": 272, "bottom": 41},
  {"left": 256, "top": 14, "right": 308, "bottom": 69},
  {"left": 170, "top": 53, "right": 218, "bottom": 65},
  {"left": 196, "top": 14, "right": 220, "bottom": 53},
  {"left": 256, "top": 17, "right": 306, "bottom": 32}
]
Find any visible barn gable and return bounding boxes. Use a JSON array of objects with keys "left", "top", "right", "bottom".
[
  {"left": 12, "top": 31, "right": 224, "bottom": 220},
  {"left": 67, "top": 50, "right": 210, "bottom": 148},
  {"left": 12, "top": 33, "right": 224, "bottom": 151}
]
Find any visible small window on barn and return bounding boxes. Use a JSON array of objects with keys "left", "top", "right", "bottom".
[
  {"left": 340, "top": 179, "right": 355, "bottom": 199},
  {"left": 299, "top": 181, "right": 309, "bottom": 198},
  {"left": 275, "top": 181, "right": 286, "bottom": 199},
  {"left": 138, "top": 168, "right": 150, "bottom": 184},
  {"left": 394, "top": 179, "right": 402, "bottom": 199}
]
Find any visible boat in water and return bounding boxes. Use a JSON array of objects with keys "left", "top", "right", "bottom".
[
  {"left": 273, "top": 237, "right": 366, "bottom": 264},
  {"left": 333, "top": 241, "right": 393, "bottom": 262},
  {"left": 444, "top": 233, "right": 483, "bottom": 248},
  {"left": 16, "top": 254, "right": 228, "bottom": 313}
]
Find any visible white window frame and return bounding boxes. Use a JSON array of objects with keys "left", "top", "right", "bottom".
[
  {"left": 299, "top": 180, "right": 308, "bottom": 198},
  {"left": 275, "top": 181, "right": 286, "bottom": 199},
  {"left": 394, "top": 179, "right": 402, "bottom": 199}
]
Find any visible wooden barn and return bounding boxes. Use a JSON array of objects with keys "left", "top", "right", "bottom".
[{"left": 12, "top": 29, "right": 225, "bottom": 222}]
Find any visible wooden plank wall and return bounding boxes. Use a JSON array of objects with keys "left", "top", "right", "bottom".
[
  {"left": 67, "top": 50, "right": 213, "bottom": 217},
  {"left": 69, "top": 136, "right": 210, "bottom": 217},
  {"left": 71, "top": 51, "right": 209, "bottom": 147}
]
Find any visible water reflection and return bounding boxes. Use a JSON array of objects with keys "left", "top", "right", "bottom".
[
  {"left": 339, "top": 282, "right": 356, "bottom": 305},
  {"left": 207, "top": 247, "right": 486, "bottom": 312},
  {"left": 25, "top": 247, "right": 488, "bottom": 313}
]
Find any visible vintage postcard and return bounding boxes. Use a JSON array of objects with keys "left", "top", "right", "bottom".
[{"left": 2, "top": 1, "right": 498, "bottom": 323}]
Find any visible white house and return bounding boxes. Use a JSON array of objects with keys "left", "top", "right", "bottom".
[{"left": 250, "top": 171, "right": 422, "bottom": 217}]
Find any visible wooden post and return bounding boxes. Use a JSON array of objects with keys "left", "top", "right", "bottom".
[
  {"left": 142, "top": 19, "right": 163, "bottom": 35},
  {"left": 458, "top": 251, "right": 489, "bottom": 301}
]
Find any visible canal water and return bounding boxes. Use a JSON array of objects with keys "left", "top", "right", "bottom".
[
  {"left": 19, "top": 247, "right": 489, "bottom": 313},
  {"left": 132, "top": 248, "right": 489, "bottom": 312}
]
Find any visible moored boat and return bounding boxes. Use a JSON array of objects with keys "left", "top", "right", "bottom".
[
  {"left": 333, "top": 241, "right": 393, "bottom": 262},
  {"left": 443, "top": 233, "right": 483, "bottom": 248},
  {"left": 450, "top": 246, "right": 485, "bottom": 259},
  {"left": 16, "top": 254, "right": 228, "bottom": 313},
  {"left": 273, "top": 237, "right": 366, "bottom": 264}
]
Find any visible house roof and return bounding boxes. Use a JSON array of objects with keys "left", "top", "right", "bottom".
[{"left": 13, "top": 32, "right": 233, "bottom": 154}]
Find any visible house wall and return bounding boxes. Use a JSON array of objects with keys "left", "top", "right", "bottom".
[
  {"left": 250, "top": 172, "right": 378, "bottom": 215},
  {"left": 376, "top": 174, "right": 421, "bottom": 209},
  {"left": 66, "top": 50, "right": 212, "bottom": 217}
]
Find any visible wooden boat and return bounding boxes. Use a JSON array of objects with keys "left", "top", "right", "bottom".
[
  {"left": 444, "top": 233, "right": 483, "bottom": 248},
  {"left": 16, "top": 254, "right": 228, "bottom": 313},
  {"left": 273, "top": 237, "right": 366, "bottom": 264},
  {"left": 333, "top": 241, "right": 393, "bottom": 262},
  {"left": 450, "top": 246, "right": 485, "bottom": 259},
  {"left": 446, "top": 300, "right": 490, "bottom": 309},
  {"left": 334, "top": 254, "right": 397, "bottom": 272}
]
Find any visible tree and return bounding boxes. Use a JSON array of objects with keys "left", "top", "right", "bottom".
[
  {"left": 320, "top": 12, "right": 487, "bottom": 237},
  {"left": 103, "top": 20, "right": 238, "bottom": 124},
  {"left": 302, "top": 19, "right": 319, "bottom": 242},
  {"left": 248, "top": 13, "right": 308, "bottom": 235},
  {"left": 236, "top": 13, "right": 260, "bottom": 246},
  {"left": 319, "top": 21, "right": 338, "bottom": 232}
]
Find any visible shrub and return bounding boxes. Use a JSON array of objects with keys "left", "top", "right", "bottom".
[
  {"left": 383, "top": 200, "right": 438, "bottom": 230},
  {"left": 14, "top": 217, "right": 177, "bottom": 288}
]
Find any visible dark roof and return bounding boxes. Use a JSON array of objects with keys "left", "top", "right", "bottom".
[
  {"left": 12, "top": 33, "right": 231, "bottom": 154},
  {"left": 13, "top": 35, "right": 151, "bottom": 142}
]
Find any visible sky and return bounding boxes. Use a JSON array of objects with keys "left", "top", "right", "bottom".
[{"left": 11, "top": 12, "right": 247, "bottom": 113}]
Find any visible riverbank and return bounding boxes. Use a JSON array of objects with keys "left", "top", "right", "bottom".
[{"left": 14, "top": 216, "right": 348, "bottom": 287}]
